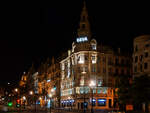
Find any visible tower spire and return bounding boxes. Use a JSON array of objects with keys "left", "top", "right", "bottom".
[{"left": 77, "top": 0, "right": 91, "bottom": 39}]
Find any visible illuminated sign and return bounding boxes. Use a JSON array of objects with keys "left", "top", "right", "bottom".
[
  {"left": 98, "top": 99, "right": 106, "bottom": 102},
  {"left": 76, "top": 37, "right": 88, "bottom": 43},
  {"left": 47, "top": 79, "right": 51, "bottom": 82}
]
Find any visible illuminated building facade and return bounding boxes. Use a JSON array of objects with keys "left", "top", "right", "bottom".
[
  {"left": 46, "top": 57, "right": 61, "bottom": 108},
  {"left": 37, "top": 57, "right": 61, "bottom": 108},
  {"left": 133, "top": 35, "right": 150, "bottom": 78},
  {"left": 19, "top": 72, "right": 27, "bottom": 87},
  {"left": 60, "top": 1, "right": 132, "bottom": 110}
]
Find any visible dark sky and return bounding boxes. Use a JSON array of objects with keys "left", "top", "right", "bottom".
[{"left": 0, "top": 0, "right": 150, "bottom": 86}]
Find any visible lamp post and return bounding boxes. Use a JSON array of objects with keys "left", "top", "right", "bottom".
[
  {"left": 29, "top": 91, "right": 35, "bottom": 111},
  {"left": 49, "top": 94, "right": 52, "bottom": 113},
  {"left": 89, "top": 80, "right": 96, "bottom": 113},
  {"left": 22, "top": 96, "right": 26, "bottom": 109},
  {"left": 81, "top": 70, "right": 86, "bottom": 113}
]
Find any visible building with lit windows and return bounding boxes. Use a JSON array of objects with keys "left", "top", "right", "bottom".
[
  {"left": 133, "top": 35, "right": 150, "bottom": 78},
  {"left": 60, "top": 1, "right": 132, "bottom": 110},
  {"left": 46, "top": 57, "right": 61, "bottom": 108},
  {"left": 37, "top": 57, "right": 61, "bottom": 108},
  {"left": 19, "top": 72, "right": 27, "bottom": 87}
]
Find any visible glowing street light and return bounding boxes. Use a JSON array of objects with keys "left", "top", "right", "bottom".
[
  {"left": 15, "top": 88, "right": 18, "bottom": 92},
  {"left": 29, "top": 91, "right": 33, "bottom": 95},
  {"left": 23, "top": 96, "right": 26, "bottom": 100},
  {"left": 39, "top": 97, "right": 42, "bottom": 100},
  {"left": 49, "top": 93, "right": 52, "bottom": 113},
  {"left": 49, "top": 94, "right": 52, "bottom": 98},
  {"left": 51, "top": 88, "right": 54, "bottom": 93}
]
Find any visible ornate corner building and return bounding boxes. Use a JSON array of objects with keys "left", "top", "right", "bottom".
[{"left": 60, "top": 1, "right": 132, "bottom": 110}]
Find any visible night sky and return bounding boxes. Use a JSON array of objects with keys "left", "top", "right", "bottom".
[{"left": 0, "top": 0, "right": 150, "bottom": 86}]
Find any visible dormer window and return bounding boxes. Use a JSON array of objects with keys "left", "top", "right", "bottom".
[
  {"left": 91, "top": 44, "right": 96, "bottom": 50},
  {"left": 91, "top": 39, "right": 97, "bottom": 50}
]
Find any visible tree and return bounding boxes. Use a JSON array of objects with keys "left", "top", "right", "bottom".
[
  {"left": 132, "top": 75, "right": 150, "bottom": 112},
  {"left": 117, "top": 74, "right": 132, "bottom": 111}
]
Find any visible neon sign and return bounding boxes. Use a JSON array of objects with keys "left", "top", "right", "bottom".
[{"left": 76, "top": 37, "right": 88, "bottom": 43}]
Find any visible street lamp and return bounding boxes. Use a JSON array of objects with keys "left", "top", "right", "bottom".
[
  {"left": 29, "top": 91, "right": 33, "bottom": 95},
  {"left": 29, "top": 91, "right": 36, "bottom": 111},
  {"left": 22, "top": 96, "right": 26, "bottom": 109},
  {"left": 48, "top": 94, "right": 52, "bottom": 113},
  {"left": 15, "top": 88, "right": 18, "bottom": 93},
  {"left": 89, "top": 80, "right": 96, "bottom": 113}
]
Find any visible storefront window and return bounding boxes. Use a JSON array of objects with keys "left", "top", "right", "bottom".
[{"left": 97, "top": 99, "right": 106, "bottom": 106}]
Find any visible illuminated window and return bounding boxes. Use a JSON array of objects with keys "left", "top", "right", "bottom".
[
  {"left": 92, "top": 66, "right": 96, "bottom": 73},
  {"left": 68, "top": 60, "right": 70, "bottom": 68},
  {"left": 91, "top": 44, "right": 96, "bottom": 50},
  {"left": 98, "top": 99, "right": 106, "bottom": 106},
  {"left": 98, "top": 79, "right": 102, "bottom": 86},
  {"left": 93, "top": 88, "right": 96, "bottom": 93},
  {"left": 61, "top": 71, "right": 65, "bottom": 79},
  {"left": 61, "top": 63, "right": 65, "bottom": 70},
  {"left": 103, "top": 88, "right": 107, "bottom": 94},
  {"left": 78, "top": 54, "right": 85, "bottom": 64},
  {"left": 84, "top": 87, "right": 89, "bottom": 93},
  {"left": 67, "top": 69, "right": 70, "bottom": 78},
  {"left": 76, "top": 87, "right": 80, "bottom": 94},
  {"left": 80, "top": 76, "right": 84, "bottom": 86},
  {"left": 91, "top": 55, "right": 97, "bottom": 64},
  {"left": 80, "top": 87, "right": 84, "bottom": 94},
  {"left": 82, "top": 67, "right": 87, "bottom": 74},
  {"left": 97, "top": 89, "right": 101, "bottom": 94}
]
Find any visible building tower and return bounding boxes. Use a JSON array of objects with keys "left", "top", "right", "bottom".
[
  {"left": 60, "top": 0, "right": 132, "bottom": 110},
  {"left": 77, "top": 1, "right": 91, "bottom": 39}
]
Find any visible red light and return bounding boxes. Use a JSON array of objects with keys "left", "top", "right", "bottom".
[{"left": 17, "top": 99, "right": 20, "bottom": 103}]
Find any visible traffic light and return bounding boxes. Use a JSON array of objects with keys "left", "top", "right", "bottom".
[
  {"left": 16, "top": 99, "right": 20, "bottom": 103},
  {"left": 16, "top": 104, "right": 20, "bottom": 108},
  {"left": 8, "top": 102, "right": 13, "bottom": 107},
  {"left": 16, "top": 99, "right": 20, "bottom": 108}
]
